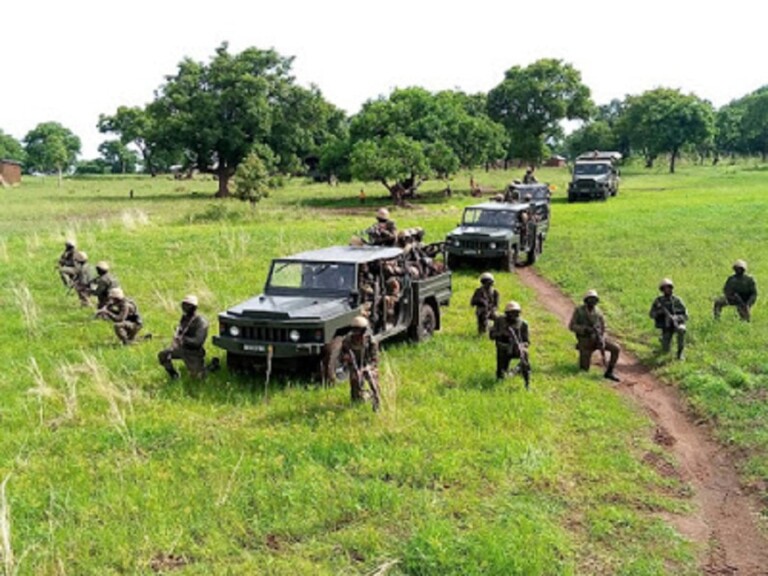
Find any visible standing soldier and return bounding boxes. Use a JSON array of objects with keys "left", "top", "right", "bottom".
[
  {"left": 489, "top": 301, "right": 531, "bottom": 387},
  {"left": 90, "top": 261, "right": 120, "bottom": 308},
  {"left": 649, "top": 278, "right": 688, "bottom": 359},
  {"left": 568, "top": 290, "right": 621, "bottom": 381},
  {"left": 95, "top": 287, "right": 144, "bottom": 344},
  {"left": 713, "top": 259, "right": 757, "bottom": 321},
  {"left": 523, "top": 166, "right": 538, "bottom": 184},
  {"left": 367, "top": 208, "right": 397, "bottom": 246},
  {"left": 470, "top": 272, "right": 500, "bottom": 334},
  {"left": 71, "top": 251, "right": 94, "bottom": 307},
  {"left": 57, "top": 240, "right": 78, "bottom": 287},
  {"left": 158, "top": 294, "right": 209, "bottom": 379},
  {"left": 340, "top": 316, "right": 381, "bottom": 410}
]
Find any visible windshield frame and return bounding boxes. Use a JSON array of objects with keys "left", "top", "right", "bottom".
[
  {"left": 461, "top": 207, "right": 521, "bottom": 229},
  {"left": 265, "top": 259, "right": 357, "bottom": 297}
]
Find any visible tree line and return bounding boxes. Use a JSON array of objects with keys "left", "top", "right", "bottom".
[{"left": 2, "top": 43, "right": 767, "bottom": 199}]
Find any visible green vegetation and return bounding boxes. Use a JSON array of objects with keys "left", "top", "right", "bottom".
[{"left": 0, "top": 171, "right": 700, "bottom": 574}]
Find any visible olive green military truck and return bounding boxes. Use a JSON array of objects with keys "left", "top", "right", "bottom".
[
  {"left": 444, "top": 198, "right": 549, "bottom": 272},
  {"left": 213, "top": 245, "right": 452, "bottom": 381},
  {"left": 567, "top": 151, "right": 621, "bottom": 202}
]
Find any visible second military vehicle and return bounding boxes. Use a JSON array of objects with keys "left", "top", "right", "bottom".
[
  {"left": 444, "top": 197, "right": 550, "bottom": 271},
  {"left": 213, "top": 245, "right": 452, "bottom": 382},
  {"left": 567, "top": 151, "right": 621, "bottom": 202}
]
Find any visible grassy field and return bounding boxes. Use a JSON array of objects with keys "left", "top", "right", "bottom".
[{"left": 2, "top": 163, "right": 758, "bottom": 574}]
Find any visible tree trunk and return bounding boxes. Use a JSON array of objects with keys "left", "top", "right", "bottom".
[
  {"left": 57, "top": 167, "right": 63, "bottom": 188},
  {"left": 669, "top": 148, "right": 677, "bottom": 174},
  {"left": 216, "top": 170, "right": 231, "bottom": 198}
]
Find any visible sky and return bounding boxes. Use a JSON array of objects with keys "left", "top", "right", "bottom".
[{"left": 3, "top": 0, "right": 767, "bottom": 158}]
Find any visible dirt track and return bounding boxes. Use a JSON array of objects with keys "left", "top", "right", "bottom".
[{"left": 517, "top": 266, "right": 768, "bottom": 575}]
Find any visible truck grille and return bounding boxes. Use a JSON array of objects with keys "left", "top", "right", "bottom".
[
  {"left": 240, "top": 326, "right": 289, "bottom": 342},
  {"left": 576, "top": 180, "right": 596, "bottom": 189},
  {"left": 459, "top": 239, "right": 487, "bottom": 250}
]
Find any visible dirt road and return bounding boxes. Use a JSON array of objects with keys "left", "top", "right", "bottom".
[{"left": 517, "top": 266, "right": 768, "bottom": 575}]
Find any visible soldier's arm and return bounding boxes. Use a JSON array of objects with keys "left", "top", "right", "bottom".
[
  {"left": 748, "top": 278, "right": 757, "bottom": 306},
  {"left": 649, "top": 298, "right": 662, "bottom": 319},
  {"left": 520, "top": 322, "right": 530, "bottom": 345},
  {"left": 182, "top": 317, "right": 209, "bottom": 348},
  {"left": 568, "top": 310, "right": 586, "bottom": 335}
]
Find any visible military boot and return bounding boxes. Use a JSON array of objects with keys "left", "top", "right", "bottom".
[{"left": 166, "top": 367, "right": 180, "bottom": 380}]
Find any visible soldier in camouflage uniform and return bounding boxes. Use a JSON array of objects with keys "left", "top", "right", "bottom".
[
  {"left": 57, "top": 240, "right": 78, "bottom": 287},
  {"left": 489, "top": 301, "right": 531, "bottom": 387},
  {"left": 649, "top": 278, "right": 688, "bottom": 359},
  {"left": 523, "top": 167, "right": 537, "bottom": 184},
  {"left": 95, "top": 287, "right": 144, "bottom": 344},
  {"left": 714, "top": 259, "right": 757, "bottom": 321},
  {"left": 340, "top": 316, "right": 381, "bottom": 410},
  {"left": 568, "top": 290, "right": 621, "bottom": 381},
  {"left": 71, "top": 251, "right": 95, "bottom": 307},
  {"left": 158, "top": 294, "right": 209, "bottom": 379},
  {"left": 367, "top": 208, "right": 397, "bottom": 246},
  {"left": 471, "top": 272, "right": 500, "bottom": 334},
  {"left": 90, "top": 261, "right": 120, "bottom": 309}
]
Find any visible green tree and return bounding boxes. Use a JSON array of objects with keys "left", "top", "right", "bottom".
[
  {"left": 98, "top": 106, "right": 168, "bottom": 175},
  {"left": 564, "top": 121, "right": 617, "bottom": 159},
  {"left": 0, "top": 129, "right": 26, "bottom": 163},
  {"left": 487, "top": 59, "right": 593, "bottom": 164},
  {"left": 148, "top": 42, "right": 341, "bottom": 197},
  {"left": 233, "top": 147, "right": 279, "bottom": 203},
  {"left": 98, "top": 140, "right": 139, "bottom": 174},
  {"left": 620, "top": 88, "right": 715, "bottom": 172},
  {"left": 23, "top": 122, "right": 81, "bottom": 186},
  {"left": 331, "top": 87, "right": 505, "bottom": 201},
  {"left": 740, "top": 91, "right": 768, "bottom": 161}
]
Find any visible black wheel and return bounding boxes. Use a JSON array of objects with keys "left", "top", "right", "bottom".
[
  {"left": 446, "top": 252, "right": 458, "bottom": 270},
  {"left": 410, "top": 304, "right": 436, "bottom": 342},
  {"left": 611, "top": 186, "right": 618, "bottom": 197},
  {"left": 567, "top": 194, "right": 575, "bottom": 203},
  {"left": 323, "top": 336, "right": 349, "bottom": 385},
  {"left": 226, "top": 352, "right": 249, "bottom": 374},
  {"left": 537, "top": 233, "right": 544, "bottom": 255}
]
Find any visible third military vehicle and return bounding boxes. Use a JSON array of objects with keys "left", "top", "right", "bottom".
[
  {"left": 213, "top": 245, "right": 452, "bottom": 382},
  {"left": 445, "top": 196, "right": 550, "bottom": 271},
  {"left": 567, "top": 151, "right": 621, "bottom": 202}
]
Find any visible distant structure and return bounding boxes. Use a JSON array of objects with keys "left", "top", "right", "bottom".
[
  {"left": 544, "top": 155, "right": 567, "bottom": 168},
  {"left": 0, "top": 159, "right": 22, "bottom": 186}
]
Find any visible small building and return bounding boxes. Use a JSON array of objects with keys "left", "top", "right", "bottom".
[
  {"left": 544, "top": 155, "right": 567, "bottom": 168},
  {"left": 0, "top": 159, "right": 22, "bottom": 186}
]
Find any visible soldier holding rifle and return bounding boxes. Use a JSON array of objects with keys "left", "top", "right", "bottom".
[
  {"left": 340, "top": 316, "right": 381, "bottom": 410},
  {"left": 471, "top": 272, "right": 500, "bottom": 335},
  {"left": 94, "top": 287, "right": 145, "bottom": 345},
  {"left": 649, "top": 278, "right": 688, "bottom": 359},
  {"left": 158, "top": 294, "right": 210, "bottom": 379},
  {"left": 489, "top": 301, "right": 531, "bottom": 388},
  {"left": 714, "top": 259, "right": 757, "bottom": 321},
  {"left": 568, "top": 290, "right": 621, "bottom": 382}
]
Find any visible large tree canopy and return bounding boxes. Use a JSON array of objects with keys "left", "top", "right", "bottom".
[
  {"left": 0, "top": 129, "right": 26, "bottom": 163},
  {"left": 23, "top": 122, "right": 81, "bottom": 185},
  {"left": 141, "top": 43, "right": 343, "bottom": 197},
  {"left": 487, "top": 59, "right": 593, "bottom": 164},
  {"left": 620, "top": 88, "right": 715, "bottom": 172},
  {"left": 328, "top": 87, "right": 506, "bottom": 202},
  {"left": 98, "top": 140, "right": 139, "bottom": 174}
]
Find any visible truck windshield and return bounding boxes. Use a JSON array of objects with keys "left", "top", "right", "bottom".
[
  {"left": 574, "top": 163, "right": 609, "bottom": 175},
  {"left": 463, "top": 208, "right": 518, "bottom": 228},
  {"left": 268, "top": 261, "right": 356, "bottom": 293}
]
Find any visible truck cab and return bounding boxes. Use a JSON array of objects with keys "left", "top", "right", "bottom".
[{"left": 568, "top": 151, "right": 621, "bottom": 202}]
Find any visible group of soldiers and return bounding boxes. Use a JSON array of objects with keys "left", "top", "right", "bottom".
[
  {"left": 470, "top": 259, "right": 758, "bottom": 386},
  {"left": 56, "top": 240, "right": 217, "bottom": 380}
]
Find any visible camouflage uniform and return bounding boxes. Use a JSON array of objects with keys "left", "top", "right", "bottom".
[
  {"left": 71, "top": 253, "right": 95, "bottom": 306},
  {"left": 649, "top": 284, "right": 688, "bottom": 358},
  {"left": 568, "top": 294, "right": 620, "bottom": 379},
  {"left": 341, "top": 327, "right": 380, "bottom": 407},
  {"left": 490, "top": 311, "right": 530, "bottom": 385},
  {"left": 714, "top": 268, "right": 757, "bottom": 321},
  {"left": 57, "top": 243, "right": 77, "bottom": 287},
  {"left": 470, "top": 283, "right": 499, "bottom": 334},
  {"left": 158, "top": 305, "right": 209, "bottom": 379},
  {"left": 91, "top": 270, "right": 120, "bottom": 309},
  {"left": 97, "top": 291, "right": 143, "bottom": 344}
]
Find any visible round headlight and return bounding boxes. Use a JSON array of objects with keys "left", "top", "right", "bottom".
[
  {"left": 489, "top": 242, "right": 496, "bottom": 249},
  {"left": 229, "top": 325, "right": 240, "bottom": 337},
  {"left": 289, "top": 329, "right": 300, "bottom": 342},
  {"left": 453, "top": 239, "right": 460, "bottom": 247}
]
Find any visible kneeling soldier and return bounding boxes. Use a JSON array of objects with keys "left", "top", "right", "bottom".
[
  {"left": 649, "top": 278, "right": 688, "bottom": 359},
  {"left": 341, "top": 316, "right": 381, "bottom": 411},
  {"left": 158, "top": 294, "right": 209, "bottom": 379},
  {"left": 713, "top": 259, "right": 757, "bottom": 321},
  {"left": 95, "top": 287, "right": 144, "bottom": 344},
  {"left": 471, "top": 272, "right": 500, "bottom": 334},
  {"left": 490, "top": 301, "right": 531, "bottom": 388},
  {"left": 568, "top": 290, "right": 621, "bottom": 382}
]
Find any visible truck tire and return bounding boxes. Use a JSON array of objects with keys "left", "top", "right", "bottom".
[
  {"left": 410, "top": 304, "right": 436, "bottom": 342},
  {"left": 446, "top": 252, "right": 458, "bottom": 270},
  {"left": 323, "top": 336, "right": 349, "bottom": 385},
  {"left": 226, "top": 352, "right": 249, "bottom": 374},
  {"left": 567, "top": 193, "right": 575, "bottom": 203}
]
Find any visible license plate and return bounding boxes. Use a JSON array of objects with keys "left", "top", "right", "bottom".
[
  {"left": 463, "top": 249, "right": 478, "bottom": 255},
  {"left": 243, "top": 344, "right": 266, "bottom": 352}
]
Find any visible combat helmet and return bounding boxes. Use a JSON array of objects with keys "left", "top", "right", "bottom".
[
  {"left": 733, "top": 259, "right": 747, "bottom": 271},
  {"left": 108, "top": 287, "right": 125, "bottom": 300},
  {"left": 182, "top": 294, "right": 199, "bottom": 307},
  {"left": 583, "top": 289, "right": 600, "bottom": 302},
  {"left": 659, "top": 278, "right": 674, "bottom": 290},
  {"left": 96, "top": 261, "right": 110, "bottom": 272},
  {"left": 74, "top": 251, "right": 88, "bottom": 263},
  {"left": 351, "top": 315, "right": 369, "bottom": 329},
  {"left": 505, "top": 301, "right": 522, "bottom": 313},
  {"left": 376, "top": 207, "right": 390, "bottom": 220},
  {"left": 480, "top": 272, "right": 495, "bottom": 284}
]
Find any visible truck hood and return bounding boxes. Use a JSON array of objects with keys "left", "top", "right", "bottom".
[
  {"left": 225, "top": 294, "right": 351, "bottom": 321},
  {"left": 575, "top": 174, "right": 609, "bottom": 183},
  {"left": 447, "top": 226, "right": 511, "bottom": 238}
]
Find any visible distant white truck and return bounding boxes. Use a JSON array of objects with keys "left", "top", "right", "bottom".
[{"left": 567, "top": 151, "right": 622, "bottom": 202}]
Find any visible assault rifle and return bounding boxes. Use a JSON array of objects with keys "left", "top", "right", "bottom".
[
  {"left": 508, "top": 324, "right": 531, "bottom": 389},
  {"left": 592, "top": 325, "right": 607, "bottom": 367}
]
